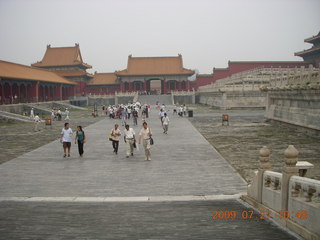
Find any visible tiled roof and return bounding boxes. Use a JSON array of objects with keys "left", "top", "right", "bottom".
[
  {"left": 116, "top": 55, "right": 194, "bottom": 76},
  {"left": 87, "top": 73, "right": 118, "bottom": 85},
  {"left": 295, "top": 46, "right": 320, "bottom": 57},
  {"left": 228, "top": 61, "right": 305, "bottom": 64},
  {"left": 32, "top": 44, "right": 92, "bottom": 68},
  {"left": 0, "top": 60, "right": 76, "bottom": 85},
  {"left": 55, "top": 70, "right": 93, "bottom": 78},
  {"left": 304, "top": 32, "right": 320, "bottom": 43}
]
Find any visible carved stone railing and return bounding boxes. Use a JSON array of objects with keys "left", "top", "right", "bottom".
[
  {"left": 262, "top": 171, "right": 282, "bottom": 211},
  {"left": 115, "top": 91, "right": 138, "bottom": 97},
  {"left": 267, "top": 66, "right": 320, "bottom": 90},
  {"left": 244, "top": 145, "right": 320, "bottom": 239},
  {"left": 171, "top": 90, "right": 195, "bottom": 96},
  {"left": 198, "top": 66, "right": 320, "bottom": 93},
  {"left": 89, "top": 93, "right": 115, "bottom": 98}
]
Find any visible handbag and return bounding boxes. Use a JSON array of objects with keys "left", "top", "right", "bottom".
[
  {"left": 149, "top": 128, "right": 154, "bottom": 145},
  {"left": 109, "top": 135, "right": 113, "bottom": 141},
  {"left": 133, "top": 140, "right": 137, "bottom": 148}
]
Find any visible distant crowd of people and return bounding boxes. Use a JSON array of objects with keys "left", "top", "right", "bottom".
[{"left": 29, "top": 101, "right": 189, "bottom": 161}]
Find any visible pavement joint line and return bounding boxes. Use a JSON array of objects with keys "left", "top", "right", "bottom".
[{"left": 0, "top": 193, "right": 245, "bottom": 203}]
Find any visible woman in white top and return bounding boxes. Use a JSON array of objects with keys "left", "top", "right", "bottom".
[
  {"left": 139, "top": 122, "right": 152, "bottom": 161},
  {"left": 111, "top": 124, "right": 121, "bottom": 154}
]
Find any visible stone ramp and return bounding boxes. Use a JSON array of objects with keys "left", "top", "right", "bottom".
[
  {"left": 138, "top": 94, "right": 173, "bottom": 105},
  {"left": 0, "top": 106, "right": 246, "bottom": 197},
  {"left": 0, "top": 110, "right": 32, "bottom": 122},
  {"left": 0, "top": 200, "right": 299, "bottom": 240}
]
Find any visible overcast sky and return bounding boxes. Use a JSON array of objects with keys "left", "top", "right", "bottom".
[{"left": 0, "top": 0, "right": 319, "bottom": 74}]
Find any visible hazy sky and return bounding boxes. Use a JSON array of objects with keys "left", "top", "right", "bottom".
[{"left": 0, "top": 0, "right": 319, "bottom": 74}]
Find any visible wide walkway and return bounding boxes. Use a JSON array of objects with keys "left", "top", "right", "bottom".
[{"left": 0, "top": 106, "right": 299, "bottom": 239}]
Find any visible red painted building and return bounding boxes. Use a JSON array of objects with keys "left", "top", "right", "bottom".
[
  {"left": 32, "top": 44, "right": 93, "bottom": 96},
  {"left": 0, "top": 60, "right": 76, "bottom": 104}
]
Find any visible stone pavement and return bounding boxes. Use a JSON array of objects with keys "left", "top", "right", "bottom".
[{"left": 0, "top": 106, "right": 299, "bottom": 239}]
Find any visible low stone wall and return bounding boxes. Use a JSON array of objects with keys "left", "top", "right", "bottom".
[
  {"left": 266, "top": 89, "right": 320, "bottom": 131},
  {"left": 173, "top": 95, "right": 195, "bottom": 105},
  {"left": 197, "top": 91, "right": 266, "bottom": 109},
  {"left": 116, "top": 96, "right": 134, "bottom": 105},
  {"left": 88, "top": 97, "right": 115, "bottom": 106}
]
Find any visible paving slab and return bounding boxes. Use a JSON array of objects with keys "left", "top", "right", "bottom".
[
  {"left": 0, "top": 199, "right": 299, "bottom": 240},
  {"left": 0, "top": 106, "right": 247, "bottom": 198}
]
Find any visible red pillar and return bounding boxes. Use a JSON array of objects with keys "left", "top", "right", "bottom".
[
  {"left": 0, "top": 83, "right": 4, "bottom": 105},
  {"left": 187, "top": 80, "right": 190, "bottom": 91},
  {"left": 17, "top": 84, "right": 21, "bottom": 103},
  {"left": 57, "top": 84, "right": 62, "bottom": 100},
  {"left": 162, "top": 79, "right": 166, "bottom": 94},
  {"left": 9, "top": 84, "right": 13, "bottom": 104},
  {"left": 120, "top": 81, "right": 124, "bottom": 93},
  {"left": 143, "top": 80, "right": 147, "bottom": 92},
  {"left": 25, "top": 85, "right": 29, "bottom": 103},
  {"left": 33, "top": 81, "right": 39, "bottom": 102}
]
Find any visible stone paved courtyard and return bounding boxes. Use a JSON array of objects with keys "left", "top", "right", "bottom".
[
  {"left": 0, "top": 105, "right": 301, "bottom": 239},
  {"left": 188, "top": 105, "right": 320, "bottom": 183}
]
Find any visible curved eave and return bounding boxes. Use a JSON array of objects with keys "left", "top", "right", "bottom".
[
  {"left": 116, "top": 73, "right": 194, "bottom": 77},
  {"left": 295, "top": 47, "right": 320, "bottom": 57},
  {"left": 0, "top": 76, "right": 76, "bottom": 85}
]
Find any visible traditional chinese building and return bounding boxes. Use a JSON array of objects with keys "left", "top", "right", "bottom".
[
  {"left": 295, "top": 31, "right": 320, "bottom": 68},
  {"left": 0, "top": 60, "right": 76, "bottom": 104},
  {"left": 115, "top": 54, "right": 194, "bottom": 94},
  {"left": 32, "top": 44, "right": 92, "bottom": 96},
  {"left": 86, "top": 72, "right": 119, "bottom": 95}
]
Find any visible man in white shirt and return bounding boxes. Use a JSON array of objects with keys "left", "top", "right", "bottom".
[
  {"left": 60, "top": 122, "right": 73, "bottom": 157},
  {"left": 34, "top": 114, "right": 41, "bottom": 131},
  {"left": 124, "top": 124, "right": 135, "bottom": 158},
  {"left": 139, "top": 122, "right": 152, "bottom": 161},
  {"left": 162, "top": 113, "right": 170, "bottom": 134},
  {"left": 65, "top": 108, "right": 70, "bottom": 120},
  {"left": 30, "top": 108, "right": 34, "bottom": 119}
]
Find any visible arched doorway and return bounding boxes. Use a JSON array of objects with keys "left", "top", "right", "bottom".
[{"left": 147, "top": 79, "right": 162, "bottom": 94}]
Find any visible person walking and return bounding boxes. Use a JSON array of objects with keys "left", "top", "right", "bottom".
[
  {"left": 34, "top": 113, "right": 41, "bottom": 131},
  {"left": 110, "top": 124, "right": 121, "bottom": 154},
  {"left": 30, "top": 107, "right": 34, "bottom": 119},
  {"left": 139, "top": 122, "right": 152, "bottom": 161},
  {"left": 75, "top": 125, "right": 86, "bottom": 157},
  {"left": 61, "top": 122, "right": 73, "bottom": 158},
  {"left": 159, "top": 109, "right": 165, "bottom": 125},
  {"left": 124, "top": 124, "right": 135, "bottom": 158},
  {"left": 65, "top": 108, "right": 70, "bottom": 120},
  {"left": 132, "top": 108, "right": 138, "bottom": 126},
  {"left": 162, "top": 113, "right": 170, "bottom": 134}
]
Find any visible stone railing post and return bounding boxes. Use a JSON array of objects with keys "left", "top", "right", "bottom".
[
  {"left": 281, "top": 145, "right": 299, "bottom": 211},
  {"left": 257, "top": 146, "right": 271, "bottom": 203}
]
